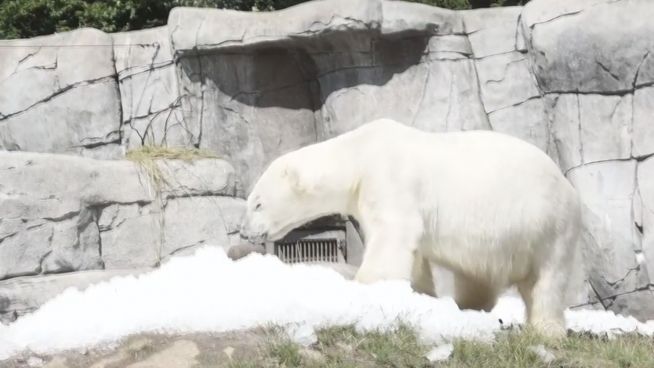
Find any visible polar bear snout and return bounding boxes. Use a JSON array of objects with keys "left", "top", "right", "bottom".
[
  {"left": 239, "top": 214, "right": 268, "bottom": 244},
  {"left": 245, "top": 232, "right": 268, "bottom": 244},
  {"left": 239, "top": 216, "right": 269, "bottom": 244}
]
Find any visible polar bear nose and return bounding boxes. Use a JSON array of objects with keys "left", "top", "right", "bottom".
[{"left": 242, "top": 232, "right": 267, "bottom": 245}]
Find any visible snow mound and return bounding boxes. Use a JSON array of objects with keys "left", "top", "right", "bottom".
[{"left": 0, "top": 246, "right": 652, "bottom": 360}]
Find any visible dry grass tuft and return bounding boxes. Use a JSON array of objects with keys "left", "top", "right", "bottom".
[{"left": 126, "top": 145, "right": 217, "bottom": 162}]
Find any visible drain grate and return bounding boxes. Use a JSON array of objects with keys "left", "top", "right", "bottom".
[
  {"left": 274, "top": 239, "right": 340, "bottom": 263},
  {"left": 265, "top": 215, "right": 364, "bottom": 265}
]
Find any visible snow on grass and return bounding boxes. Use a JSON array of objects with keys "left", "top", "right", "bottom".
[{"left": 0, "top": 246, "right": 652, "bottom": 360}]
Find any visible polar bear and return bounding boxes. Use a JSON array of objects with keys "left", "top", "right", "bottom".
[{"left": 240, "top": 118, "right": 581, "bottom": 337}]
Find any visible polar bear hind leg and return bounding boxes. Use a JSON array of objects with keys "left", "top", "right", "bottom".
[
  {"left": 518, "top": 226, "right": 579, "bottom": 338},
  {"left": 453, "top": 272, "right": 499, "bottom": 312}
]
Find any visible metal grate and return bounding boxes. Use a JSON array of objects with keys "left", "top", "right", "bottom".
[{"left": 274, "top": 239, "right": 340, "bottom": 263}]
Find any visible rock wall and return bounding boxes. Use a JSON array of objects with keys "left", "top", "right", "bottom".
[
  {"left": 1, "top": 0, "right": 653, "bottom": 320},
  {"left": 0, "top": 152, "right": 243, "bottom": 322}
]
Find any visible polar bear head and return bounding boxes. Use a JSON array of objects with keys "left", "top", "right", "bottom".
[{"left": 240, "top": 154, "right": 332, "bottom": 244}]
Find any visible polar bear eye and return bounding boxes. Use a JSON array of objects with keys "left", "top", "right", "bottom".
[{"left": 255, "top": 203, "right": 262, "bottom": 211}]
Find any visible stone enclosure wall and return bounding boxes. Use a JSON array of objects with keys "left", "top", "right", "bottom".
[{"left": 1, "top": 0, "right": 654, "bottom": 321}]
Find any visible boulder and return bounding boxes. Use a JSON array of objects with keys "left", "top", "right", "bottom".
[
  {"left": 633, "top": 86, "right": 654, "bottom": 158},
  {"left": 521, "top": 0, "right": 654, "bottom": 93},
  {"left": 638, "top": 157, "right": 654, "bottom": 282},
  {"left": 474, "top": 52, "right": 540, "bottom": 113},
  {"left": 0, "top": 269, "right": 149, "bottom": 324},
  {"left": 112, "top": 27, "right": 196, "bottom": 149},
  {"left": 463, "top": 7, "right": 523, "bottom": 58},
  {"left": 487, "top": 98, "right": 549, "bottom": 153},
  {"left": 0, "top": 151, "right": 242, "bottom": 279},
  {"left": 170, "top": 0, "right": 486, "bottom": 191},
  {"left": 168, "top": 0, "right": 382, "bottom": 53},
  {"left": 0, "top": 29, "right": 121, "bottom": 158}
]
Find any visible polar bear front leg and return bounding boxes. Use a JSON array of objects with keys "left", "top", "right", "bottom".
[
  {"left": 354, "top": 229, "right": 421, "bottom": 285},
  {"left": 410, "top": 253, "right": 436, "bottom": 297}
]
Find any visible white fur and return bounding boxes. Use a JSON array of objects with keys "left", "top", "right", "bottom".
[{"left": 241, "top": 119, "right": 582, "bottom": 337}]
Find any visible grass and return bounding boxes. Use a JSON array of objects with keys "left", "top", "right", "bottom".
[
  {"left": 444, "top": 330, "right": 654, "bottom": 368},
  {"left": 125, "top": 145, "right": 217, "bottom": 162},
  {"left": 125, "top": 145, "right": 218, "bottom": 263},
  {"left": 233, "top": 324, "right": 431, "bottom": 368},
  {"left": 125, "top": 145, "right": 217, "bottom": 191},
  {"left": 227, "top": 325, "right": 654, "bottom": 368},
  {"left": 10, "top": 326, "right": 652, "bottom": 368}
]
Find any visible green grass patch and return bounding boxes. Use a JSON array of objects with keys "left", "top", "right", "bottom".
[
  {"left": 229, "top": 325, "right": 654, "bottom": 368},
  {"left": 441, "top": 330, "right": 654, "bottom": 368},
  {"left": 242, "top": 324, "right": 431, "bottom": 368}
]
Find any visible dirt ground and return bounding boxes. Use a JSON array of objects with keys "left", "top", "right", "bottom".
[{"left": 1, "top": 330, "right": 271, "bottom": 368}]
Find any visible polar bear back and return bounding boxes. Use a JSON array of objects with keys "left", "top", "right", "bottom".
[{"left": 335, "top": 119, "right": 580, "bottom": 284}]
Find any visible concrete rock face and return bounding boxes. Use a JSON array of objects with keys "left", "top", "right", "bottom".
[
  {"left": 0, "top": 29, "right": 122, "bottom": 158},
  {"left": 113, "top": 27, "right": 194, "bottom": 150},
  {"left": 0, "top": 152, "right": 244, "bottom": 321},
  {"left": 1, "top": 0, "right": 654, "bottom": 321}
]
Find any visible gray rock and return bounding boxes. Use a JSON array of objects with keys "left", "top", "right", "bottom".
[
  {"left": 0, "top": 29, "right": 121, "bottom": 158},
  {"left": 578, "top": 95, "right": 632, "bottom": 164},
  {"left": 320, "top": 58, "right": 489, "bottom": 136},
  {"left": 426, "top": 35, "right": 472, "bottom": 60},
  {"left": 171, "top": 0, "right": 488, "bottom": 191},
  {"left": 227, "top": 244, "right": 266, "bottom": 261},
  {"left": 463, "top": 7, "right": 522, "bottom": 58},
  {"left": 0, "top": 224, "right": 52, "bottom": 280},
  {"left": 112, "top": 27, "right": 194, "bottom": 149},
  {"left": 568, "top": 160, "right": 641, "bottom": 286},
  {"left": 521, "top": 0, "right": 654, "bottom": 93},
  {"left": 381, "top": 1, "right": 463, "bottom": 36},
  {"left": 638, "top": 157, "right": 654, "bottom": 282},
  {"left": 475, "top": 52, "right": 540, "bottom": 113},
  {"left": 0, "top": 80, "right": 121, "bottom": 156},
  {"left": 41, "top": 214, "right": 103, "bottom": 274},
  {"left": 113, "top": 27, "right": 176, "bottom": 120},
  {"left": 633, "top": 86, "right": 654, "bottom": 158},
  {"left": 0, "top": 152, "right": 240, "bottom": 278},
  {"left": 163, "top": 196, "right": 245, "bottom": 258},
  {"left": 100, "top": 204, "right": 162, "bottom": 269},
  {"left": 0, "top": 269, "right": 149, "bottom": 323},
  {"left": 568, "top": 160, "right": 653, "bottom": 320},
  {"left": 547, "top": 94, "right": 584, "bottom": 172},
  {"left": 607, "top": 288, "right": 654, "bottom": 324},
  {"left": 0, "top": 28, "right": 115, "bottom": 116},
  {"left": 80, "top": 143, "right": 125, "bottom": 161},
  {"left": 548, "top": 94, "right": 633, "bottom": 173},
  {"left": 177, "top": 48, "right": 319, "bottom": 193},
  {"left": 122, "top": 108, "right": 190, "bottom": 150},
  {"left": 169, "top": 0, "right": 382, "bottom": 53},
  {"left": 488, "top": 98, "right": 549, "bottom": 153},
  {"left": 156, "top": 159, "right": 238, "bottom": 198}
]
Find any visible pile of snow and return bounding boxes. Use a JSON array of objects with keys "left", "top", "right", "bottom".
[{"left": 1, "top": 246, "right": 653, "bottom": 360}]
